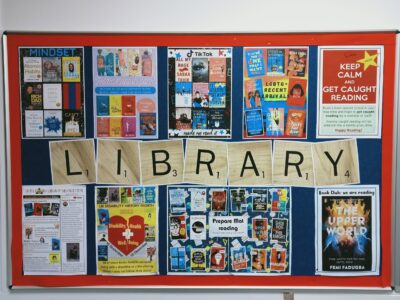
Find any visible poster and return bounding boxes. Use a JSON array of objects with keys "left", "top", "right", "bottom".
[
  {"left": 243, "top": 47, "right": 308, "bottom": 139},
  {"left": 168, "top": 48, "right": 232, "bottom": 138},
  {"left": 95, "top": 186, "right": 158, "bottom": 275},
  {"left": 317, "top": 46, "right": 383, "bottom": 138},
  {"left": 19, "top": 47, "right": 85, "bottom": 138},
  {"left": 167, "top": 186, "right": 291, "bottom": 275},
  {"left": 315, "top": 186, "right": 380, "bottom": 275},
  {"left": 93, "top": 47, "right": 158, "bottom": 139},
  {"left": 22, "top": 185, "right": 86, "bottom": 275}
]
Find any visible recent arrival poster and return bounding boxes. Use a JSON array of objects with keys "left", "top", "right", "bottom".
[{"left": 316, "top": 186, "right": 380, "bottom": 276}]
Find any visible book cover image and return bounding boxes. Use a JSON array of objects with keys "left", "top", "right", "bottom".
[
  {"left": 231, "top": 246, "right": 248, "bottom": 271},
  {"left": 230, "top": 189, "right": 247, "bottom": 212},
  {"left": 267, "top": 49, "right": 285, "bottom": 76},
  {"left": 317, "top": 187, "right": 379, "bottom": 275},
  {"left": 170, "top": 215, "right": 187, "bottom": 240},
  {"left": 265, "top": 107, "right": 284, "bottom": 136},
  {"left": 97, "top": 96, "right": 109, "bottom": 116},
  {"left": 93, "top": 47, "right": 158, "bottom": 139},
  {"left": 287, "top": 78, "right": 307, "bottom": 107},
  {"left": 209, "top": 83, "right": 226, "bottom": 108},
  {"left": 97, "top": 117, "right": 110, "bottom": 137},
  {"left": 251, "top": 249, "right": 267, "bottom": 272},
  {"left": 167, "top": 186, "right": 291, "bottom": 275},
  {"left": 245, "top": 109, "right": 264, "bottom": 137},
  {"left": 175, "top": 107, "right": 192, "bottom": 130},
  {"left": 209, "top": 58, "right": 226, "bottom": 82},
  {"left": 19, "top": 47, "right": 85, "bottom": 139},
  {"left": 140, "top": 112, "right": 157, "bottom": 136},
  {"left": 208, "top": 109, "right": 225, "bottom": 130},
  {"left": 243, "top": 47, "right": 308, "bottom": 139},
  {"left": 245, "top": 49, "right": 265, "bottom": 77},
  {"left": 127, "top": 48, "right": 142, "bottom": 76},
  {"left": 192, "top": 58, "right": 209, "bottom": 82},
  {"left": 122, "top": 95, "right": 136, "bottom": 116},
  {"left": 42, "top": 57, "right": 61, "bottom": 82},
  {"left": 252, "top": 218, "right": 268, "bottom": 241},
  {"left": 192, "top": 109, "right": 207, "bottom": 129},
  {"left": 252, "top": 189, "right": 268, "bottom": 211},
  {"left": 62, "top": 57, "right": 81, "bottom": 82},
  {"left": 285, "top": 109, "right": 306, "bottom": 137},
  {"left": 22, "top": 83, "right": 43, "bottom": 110},
  {"left": 23, "top": 57, "right": 42, "bottom": 82},
  {"left": 168, "top": 48, "right": 232, "bottom": 138},
  {"left": 287, "top": 48, "right": 307, "bottom": 77},
  {"left": 43, "top": 110, "right": 62, "bottom": 137},
  {"left": 210, "top": 247, "right": 226, "bottom": 270},
  {"left": 110, "top": 117, "right": 122, "bottom": 137},
  {"left": 115, "top": 48, "right": 128, "bottom": 76},
  {"left": 192, "top": 83, "right": 209, "bottom": 108},
  {"left": 244, "top": 79, "right": 263, "bottom": 109},
  {"left": 175, "top": 82, "right": 192, "bottom": 107},
  {"left": 63, "top": 110, "right": 83, "bottom": 137}
]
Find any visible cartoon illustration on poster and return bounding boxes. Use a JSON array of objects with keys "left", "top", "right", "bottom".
[
  {"left": 316, "top": 186, "right": 380, "bottom": 275},
  {"left": 95, "top": 186, "right": 158, "bottom": 275},
  {"left": 317, "top": 46, "right": 383, "bottom": 138},
  {"left": 93, "top": 47, "right": 158, "bottom": 139},
  {"left": 243, "top": 47, "right": 308, "bottom": 139},
  {"left": 168, "top": 48, "right": 232, "bottom": 138},
  {"left": 19, "top": 47, "right": 85, "bottom": 138},
  {"left": 167, "top": 186, "right": 291, "bottom": 275}
]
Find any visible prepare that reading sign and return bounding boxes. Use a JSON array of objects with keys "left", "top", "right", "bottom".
[{"left": 49, "top": 138, "right": 359, "bottom": 187}]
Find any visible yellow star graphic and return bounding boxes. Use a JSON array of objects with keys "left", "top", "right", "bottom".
[{"left": 357, "top": 51, "right": 378, "bottom": 71}]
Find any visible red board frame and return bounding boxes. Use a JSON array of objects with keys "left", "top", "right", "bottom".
[{"left": 4, "top": 32, "right": 396, "bottom": 288}]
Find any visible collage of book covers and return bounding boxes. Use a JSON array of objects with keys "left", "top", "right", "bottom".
[{"left": 19, "top": 45, "right": 383, "bottom": 277}]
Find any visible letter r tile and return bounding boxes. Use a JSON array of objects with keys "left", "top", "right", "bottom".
[
  {"left": 273, "top": 141, "right": 314, "bottom": 187},
  {"left": 184, "top": 139, "right": 228, "bottom": 185}
]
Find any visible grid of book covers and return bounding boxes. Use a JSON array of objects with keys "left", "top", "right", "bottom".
[
  {"left": 243, "top": 47, "right": 308, "bottom": 139},
  {"left": 168, "top": 48, "right": 232, "bottom": 138},
  {"left": 19, "top": 47, "right": 85, "bottom": 138},
  {"left": 93, "top": 47, "right": 158, "bottom": 139},
  {"left": 167, "top": 186, "right": 291, "bottom": 275}
]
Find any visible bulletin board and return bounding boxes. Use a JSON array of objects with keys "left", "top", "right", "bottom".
[{"left": 3, "top": 32, "right": 396, "bottom": 289}]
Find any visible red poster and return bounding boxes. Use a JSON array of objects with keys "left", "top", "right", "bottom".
[{"left": 321, "top": 49, "right": 379, "bottom": 104}]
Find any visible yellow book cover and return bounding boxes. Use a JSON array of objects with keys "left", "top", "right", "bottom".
[
  {"left": 62, "top": 57, "right": 81, "bottom": 82},
  {"left": 110, "top": 117, "right": 122, "bottom": 137},
  {"left": 109, "top": 95, "right": 122, "bottom": 116}
]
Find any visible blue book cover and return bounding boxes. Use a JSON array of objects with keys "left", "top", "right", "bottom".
[
  {"left": 208, "top": 83, "right": 226, "bottom": 108},
  {"left": 267, "top": 49, "right": 285, "bottom": 75},
  {"left": 192, "top": 109, "right": 207, "bottom": 129},
  {"left": 245, "top": 49, "right": 265, "bottom": 77},
  {"left": 105, "top": 52, "right": 115, "bottom": 76},
  {"left": 96, "top": 96, "right": 109, "bottom": 116},
  {"left": 245, "top": 109, "right": 264, "bottom": 136},
  {"left": 265, "top": 107, "right": 284, "bottom": 136}
]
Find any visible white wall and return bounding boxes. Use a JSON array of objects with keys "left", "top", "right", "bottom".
[{"left": 1, "top": 0, "right": 400, "bottom": 299}]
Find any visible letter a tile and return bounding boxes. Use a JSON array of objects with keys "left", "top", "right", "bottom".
[{"left": 228, "top": 141, "right": 272, "bottom": 185}]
